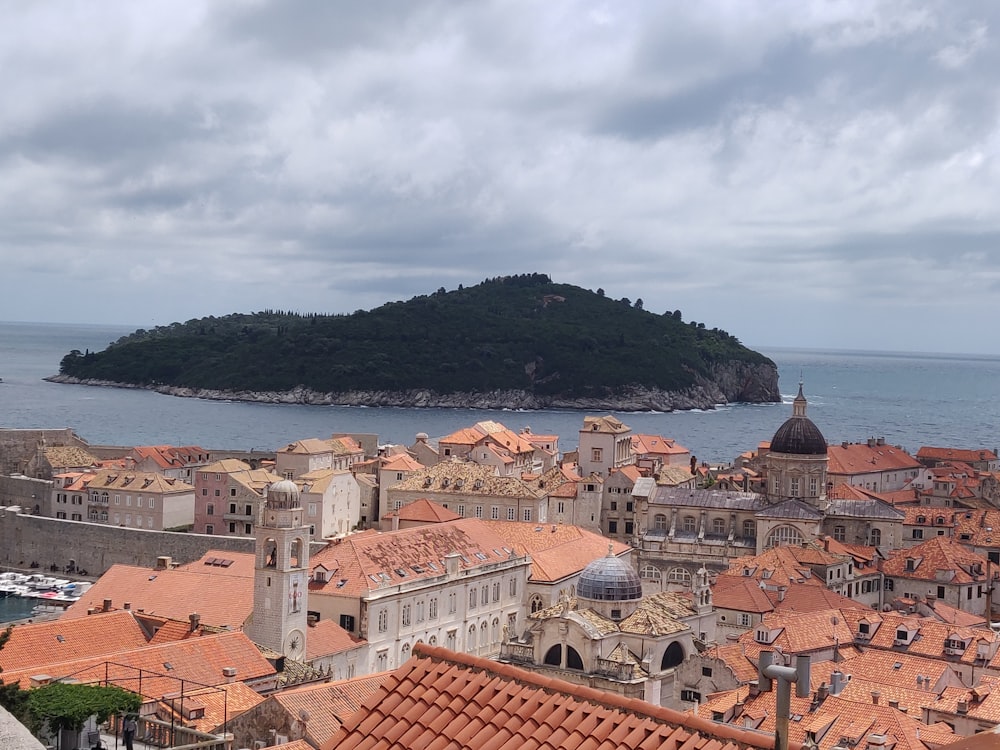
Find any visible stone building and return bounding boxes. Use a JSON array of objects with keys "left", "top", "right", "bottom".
[{"left": 499, "top": 552, "right": 715, "bottom": 708}]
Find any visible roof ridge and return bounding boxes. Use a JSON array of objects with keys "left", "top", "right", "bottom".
[{"left": 410, "top": 643, "right": 790, "bottom": 749}]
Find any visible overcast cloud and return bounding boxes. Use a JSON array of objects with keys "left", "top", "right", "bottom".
[{"left": 1, "top": 1, "right": 998, "bottom": 354}]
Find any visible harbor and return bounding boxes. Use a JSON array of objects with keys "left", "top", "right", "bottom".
[{"left": 0, "top": 570, "right": 92, "bottom": 623}]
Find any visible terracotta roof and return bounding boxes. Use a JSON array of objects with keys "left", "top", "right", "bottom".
[
  {"left": 481, "top": 520, "right": 630, "bottom": 583},
  {"left": 632, "top": 434, "right": 690, "bottom": 457},
  {"left": 157, "top": 681, "right": 264, "bottom": 734},
  {"left": 394, "top": 498, "right": 461, "bottom": 523},
  {"left": 308, "top": 518, "right": 526, "bottom": 598},
  {"left": 272, "top": 673, "right": 387, "bottom": 749},
  {"left": 271, "top": 742, "right": 314, "bottom": 750},
  {"left": 933, "top": 676, "right": 1000, "bottom": 724},
  {"left": 381, "top": 453, "right": 424, "bottom": 472},
  {"left": 917, "top": 447, "right": 998, "bottom": 464},
  {"left": 882, "top": 537, "right": 990, "bottom": 584},
  {"left": 130, "top": 445, "right": 209, "bottom": 469},
  {"left": 61, "top": 551, "right": 255, "bottom": 628},
  {"left": 656, "top": 465, "right": 698, "bottom": 486},
  {"left": 305, "top": 619, "right": 365, "bottom": 661},
  {"left": 0, "top": 631, "right": 275, "bottom": 696},
  {"left": 321, "top": 643, "right": 783, "bottom": 750},
  {"left": 713, "top": 574, "right": 774, "bottom": 614},
  {"left": 581, "top": 415, "right": 632, "bottom": 434},
  {"left": 0, "top": 610, "right": 151, "bottom": 672},
  {"left": 85, "top": 468, "right": 194, "bottom": 494},
  {"left": 768, "top": 584, "right": 866, "bottom": 615},
  {"left": 827, "top": 443, "right": 921, "bottom": 476}
]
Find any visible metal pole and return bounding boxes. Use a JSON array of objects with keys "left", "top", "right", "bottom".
[{"left": 758, "top": 651, "right": 811, "bottom": 750}]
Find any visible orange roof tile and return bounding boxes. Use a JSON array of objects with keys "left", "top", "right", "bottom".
[
  {"left": 61, "top": 551, "right": 255, "bottom": 629},
  {"left": 394, "top": 498, "right": 461, "bottom": 523},
  {"left": 272, "top": 673, "right": 387, "bottom": 749},
  {"left": 918, "top": 447, "right": 998, "bottom": 464},
  {"left": 322, "top": 644, "right": 784, "bottom": 750},
  {"left": 827, "top": 443, "right": 921, "bottom": 476},
  {"left": 0, "top": 610, "right": 151, "bottom": 673},
  {"left": 883, "top": 537, "right": 990, "bottom": 585},
  {"left": 481, "top": 520, "right": 630, "bottom": 583}
]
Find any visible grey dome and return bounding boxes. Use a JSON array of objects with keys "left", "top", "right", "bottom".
[
  {"left": 771, "top": 417, "right": 827, "bottom": 455},
  {"left": 770, "top": 382, "right": 827, "bottom": 455},
  {"left": 577, "top": 554, "right": 643, "bottom": 602},
  {"left": 267, "top": 479, "right": 301, "bottom": 508}
]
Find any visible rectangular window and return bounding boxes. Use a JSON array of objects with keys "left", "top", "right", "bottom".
[
  {"left": 205, "top": 524, "right": 213, "bottom": 534},
  {"left": 624, "top": 521, "right": 634, "bottom": 535},
  {"left": 626, "top": 501, "right": 634, "bottom": 512},
  {"left": 491, "top": 506, "right": 499, "bottom": 520},
  {"left": 469, "top": 589, "right": 477, "bottom": 609},
  {"left": 229, "top": 522, "right": 236, "bottom": 533},
  {"left": 609, "top": 521, "right": 618, "bottom": 534},
  {"left": 475, "top": 506, "right": 484, "bottom": 518},
  {"left": 202, "top": 488, "right": 208, "bottom": 496},
  {"left": 507, "top": 507, "right": 515, "bottom": 520},
  {"left": 229, "top": 503, "right": 237, "bottom": 514},
  {"left": 230, "top": 488, "right": 237, "bottom": 496},
  {"left": 340, "top": 614, "right": 355, "bottom": 631},
  {"left": 591, "top": 448, "right": 602, "bottom": 462},
  {"left": 457, "top": 505, "right": 465, "bottom": 517},
  {"left": 148, "top": 497, "right": 154, "bottom": 509},
  {"left": 245, "top": 523, "right": 252, "bottom": 534},
  {"left": 308, "top": 503, "right": 317, "bottom": 517},
  {"left": 207, "top": 504, "right": 214, "bottom": 516},
  {"left": 125, "top": 514, "right": 131, "bottom": 524},
  {"left": 378, "top": 610, "right": 388, "bottom": 633},
  {"left": 522, "top": 508, "right": 531, "bottom": 522},
  {"left": 245, "top": 504, "right": 253, "bottom": 516},
  {"left": 739, "top": 613, "right": 752, "bottom": 627},
  {"left": 214, "top": 489, "right": 220, "bottom": 497},
  {"left": 136, "top": 497, "right": 143, "bottom": 508},
  {"left": 610, "top": 501, "right": 617, "bottom": 511},
  {"left": 557, "top": 501, "right": 565, "bottom": 514}
]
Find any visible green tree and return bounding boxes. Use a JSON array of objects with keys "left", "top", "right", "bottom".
[{"left": 27, "top": 682, "right": 140, "bottom": 738}]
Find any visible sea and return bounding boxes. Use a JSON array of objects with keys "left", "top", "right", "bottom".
[{"left": 2, "top": 321, "right": 999, "bottom": 466}]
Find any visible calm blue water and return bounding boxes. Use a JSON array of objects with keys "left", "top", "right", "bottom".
[
  {"left": 1, "top": 321, "right": 999, "bottom": 465},
  {"left": 0, "top": 595, "right": 38, "bottom": 623}
]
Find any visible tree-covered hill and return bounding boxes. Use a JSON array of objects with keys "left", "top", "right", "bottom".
[{"left": 57, "top": 274, "right": 779, "bottom": 407}]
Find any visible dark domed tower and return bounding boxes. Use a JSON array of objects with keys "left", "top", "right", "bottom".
[
  {"left": 576, "top": 547, "right": 643, "bottom": 621},
  {"left": 765, "top": 382, "right": 828, "bottom": 507}
]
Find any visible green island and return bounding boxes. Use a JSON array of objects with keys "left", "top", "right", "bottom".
[{"left": 52, "top": 274, "right": 779, "bottom": 411}]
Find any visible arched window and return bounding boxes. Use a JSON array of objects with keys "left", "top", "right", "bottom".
[
  {"left": 429, "top": 635, "right": 437, "bottom": 646},
  {"left": 666, "top": 567, "right": 691, "bottom": 585},
  {"left": 870, "top": 528, "right": 882, "bottom": 545},
  {"left": 742, "top": 519, "right": 756, "bottom": 538},
  {"left": 765, "top": 525, "right": 803, "bottom": 549},
  {"left": 711, "top": 517, "right": 726, "bottom": 535},
  {"left": 529, "top": 594, "right": 545, "bottom": 613},
  {"left": 492, "top": 618, "right": 500, "bottom": 643},
  {"left": 682, "top": 516, "right": 696, "bottom": 532},
  {"left": 661, "top": 641, "right": 684, "bottom": 670},
  {"left": 400, "top": 642, "right": 411, "bottom": 662},
  {"left": 468, "top": 625, "right": 477, "bottom": 652},
  {"left": 653, "top": 514, "right": 668, "bottom": 531},
  {"left": 640, "top": 565, "right": 661, "bottom": 581},
  {"left": 566, "top": 645, "right": 584, "bottom": 670},
  {"left": 291, "top": 537, "right": 304, "bottom": 568},
  {"left": 543, "top": 644, "right": 562, "bottom": 666}
]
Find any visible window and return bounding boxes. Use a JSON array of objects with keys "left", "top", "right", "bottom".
[
  {"left": 229, "top": 503, "right": 237, "bottom": 514},
  {"left": 205, "top": 523, "right": 213, "bottom": 534},
  {"left": 308, "top": 502, "right": 317, "bottom": 517},
  {"left": 402, "top": 604, "right": 411, "bottom": 626},
  {"left": 481, "top": 586, "right": 488, "bottom": 605},
  {"left": 702, "top": 666, "right": 713, "bottom": 677},
  {"left": 743, "top": 519, "right": 756, "bottom": 537},
  {"left": 913, "top": 529, "right": 923, "bottom": 540},
  {"left": 429, "top": 598, "right": 438, "bottom": 619},
  {"left": 245, "top": 523, "right": 252, "bottom": 534},
  {"left": 790, "top": 477, "right": 800, "bottom": 497},
  {"left": 148, "top": 498, "right": 154, "bottom": 509},
  {"left": 491, "top": 506, "right": 499, "bottom": 520},
  {"left": 626, "top": 501, "right": 634, "bottom": 513},
  {"left": 681, "top": 690, "right": 701, "bottom": 703},
  {"left": 507, "top": 507, "right": 516, "bottom": 520},
  {"left": 449, "top": 592, "right": 457, "bottom": 614},
  {"left": 523, "top": 509, "right": 531, "bottom": 522},
  {"left": 340, "top": 614, "right": 355, "bottom": 631},
  {"left": 809, "top": 477, "right": 818, "bottom": 495},
  {"left": 608, "top": 521, "right": 618, "bottom": 534},
  {"left": 469, "top": 589, "right": 477, "bottom": 609},
  {"left": 493, "top": 581, "right": 501, "bottom": 601},
  {"left": 833, "top": 525, "right": 845, "bottom": 541},
  {"left": 475, "top": 506, "right": 484, "bottom": 519},
  {"left": 712, "top": 517, "right": 725, "bottom": 535},
  {"left": 137, "top": 496, "right": 143, "bottom": 508},
  {"left": 201, "top": 488, "right": 208, "bottom": 496},
  {"left": 245, "top": 504, "right": 252, "bottom": 516},
  {"left": 591, "top": 448, "right": 602, "bottom": 462},
  {"left": 765, "top": 525, "right": 803, "bottom": 549},
  {"left": 457, "top": 505, "right": 465, "bottom": 517},
  {"left": 557, "top": 501, "right": 565, "bottom": 514},
  {"left": 377, "top": 650, "right": 388, "bottom": 671},
  {"left": 230, "top": 488, "right": 237, "bottom": 496},
  {"left": 624, "top": 521, "right": 634, "bottom": 535},
  {"left": 654, "top": 514, "right": 668, "bottom": 531},
  {"left": 447, "top": 630, "right": 457, "bottom": 650},
  {"left": 207, "top": 504, "right": 214, "bottom": 516},
  {"left": 509, "top": 577, "right": 517, "bottom": 596},
  {"left": 870, "top": 528, "right": 882, "bottom": 545},
  {"left": 610, "top": 501, "right": 617, "bottom": 511},
  {"left": 937, "top": 586, "right": 946, "bottom": 599},
  {"left": 378, "top": 610, "right": 388, "bottom": 633},
  {"left": 229, "top": 522, "right": 236, "bottom": 533},
  {"left": 738, "top": 612, "right": 753, "bottom": 627},
  {"left": 667, "top": 567, "right": 691, "bottom": 584},
  {"left": 214, "top": 489, "right": 220, "bottom": 497},
  {"left": 682, "top": 516, "right": 696, "bottom": 532}
]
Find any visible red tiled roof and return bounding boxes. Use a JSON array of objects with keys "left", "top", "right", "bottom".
[
  {"left": 394, "top": 498, "right": 461, "bottom": 523},
  {"left": 0, "top": 610, "right": 151, "bottom": 672},
  {"left": 883, "top": 537, "right": 989, "bottom": 584},
  {"left": 827, "top": 443, "right": 921, "bottom": 476},
  {"left": 61, "top": 551, "right": 255, "bottom": 628},
  {"left": 272, "top": 672, "right": 387, "bottom": 749},
  {"left": 322, "top": 644, "right": 785, "bottom": 750},
  {"left": 917, "top": 447, "right": 998, "bottom": 464},
  {"left": 712, "top": 574, "right": 774, "bottom": 614},
  {"left": 482, "top": 520, "right": 631, "bottom": 583}
]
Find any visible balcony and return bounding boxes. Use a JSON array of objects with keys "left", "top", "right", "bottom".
[
  {"left": 594, "top": 658, "right": 636, "bottom": 682},
  {"left": 500, "top": 642, "right": 534, "bottom": 665}
]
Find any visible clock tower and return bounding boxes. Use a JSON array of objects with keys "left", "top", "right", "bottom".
[{"left": 246, "top": 479, "right": 310, "bottom": 660}]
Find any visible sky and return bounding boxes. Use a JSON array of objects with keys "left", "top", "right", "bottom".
[{"left": 1, "top": 2, "right": 999, "bottom": 354}]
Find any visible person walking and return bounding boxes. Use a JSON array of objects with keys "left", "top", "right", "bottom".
[{"left": 122, "top": 714, "right": 138, "bottom": 750}]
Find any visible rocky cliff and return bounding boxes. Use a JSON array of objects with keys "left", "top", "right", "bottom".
[{"left": 47, "top": 359, "right": 778, "bottom": 412}]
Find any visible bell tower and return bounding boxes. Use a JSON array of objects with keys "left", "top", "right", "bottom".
[{"left": 246, "top": 479, "right": 310, "bottom": 660}]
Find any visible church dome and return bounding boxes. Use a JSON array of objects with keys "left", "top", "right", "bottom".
[
  {"left": 266, "top": 479, "right": 301, "bottom": 509},
  {"left": 577, "top": 551, "right": 643, "bottom": 602},
  {"left": 770, "top": 382, "right": 827, "bottom": 455}
]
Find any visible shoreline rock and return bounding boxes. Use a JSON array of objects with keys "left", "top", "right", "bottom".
[{"left": 45, "top": 361, "right": 779, "bottom": 413}]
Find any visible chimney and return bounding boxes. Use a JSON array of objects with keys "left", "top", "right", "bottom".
[
  {"left": 867, "top": 733, "right": 888, "bottom": 750},
  {"left": 102, "top": 598, "right": 112, "bottom": 612},
  {"left": 877, "top": 437, "right": 885, "bottom": 446},
  {"left": 123, "top": 602, "right": 131, "bottom": 611},
  {"left": 748, "top": 680, "right": 761, "bottom": 698},
  {"left": 445, "top": 552, "right": 461, "bottom": 577},
  {"left": 778, "top": 587, "right": 787, "bottom": 602},
  {"left": 189, "top": 612, "right": 201, "bottom": 632},
  {"left": 888, "top": 699, "right": 899, "bottom": 710},
  {"left": 222, "top": 666, "right": 237, "bottom": 683},
  {"left": 867, "top": 438, "right": 876, "bottom": 448},
  {"left": 156, "top": 556, "right": 172, "bottom": 570},
  {"left": 816, "top": 683, "right": 829, "bottom": 702},
  {"left": 871, "top": 690, "right": 881, "bottom": 705},
  {"left": 957, "top": 699, "right": 968, "bottom": 715},
  {"left": 391, "top": 514, "right": 399, "bottom": 531},
  {"left": 830, "top": 671, "right": 846, "bottom": 696},
  {"left": 842, "top": 441, "right": 849, "bottom": 449}
]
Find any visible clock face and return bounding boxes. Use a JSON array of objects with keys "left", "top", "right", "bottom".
[{"left": 285, "top": 628, "right": 305, "bottom": 659}]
